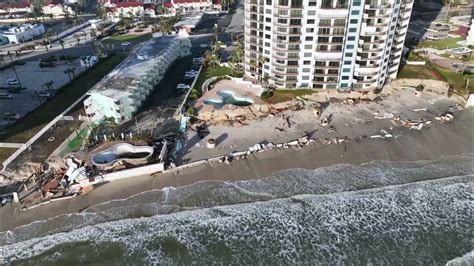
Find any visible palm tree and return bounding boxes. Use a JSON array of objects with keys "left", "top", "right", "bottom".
[
  {"left": 59, "top": 39, "right": 66, "bottom": 59},
  {"left": 257, "top": 55, "right": 268, "bottom": 81},
  {"left": 64, "top": 68, "right": 73, "bottom": 81},
  {"left": 43, "top": 80, "right": 55, "bottom": 92}
]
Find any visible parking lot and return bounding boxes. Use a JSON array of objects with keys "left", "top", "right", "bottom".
[{"left": 0, "top": 60, "right": 86, "bottom": 130}]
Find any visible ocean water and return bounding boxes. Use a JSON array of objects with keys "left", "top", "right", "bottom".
[{"left": 0, "top": 154, "right": 473, "bottom": 264}]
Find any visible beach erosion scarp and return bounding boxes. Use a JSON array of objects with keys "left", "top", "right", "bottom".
[{"left": 0, "top": 108, "right": 473, "bottom": 232}]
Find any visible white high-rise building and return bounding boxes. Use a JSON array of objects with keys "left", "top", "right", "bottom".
[{"left": 244, "top": 0, "right": 413, "bottom": 90}]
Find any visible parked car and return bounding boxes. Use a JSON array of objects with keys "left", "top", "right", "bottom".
[
  {"left": 3, "top": 112, "right": 20, "bottom": 120},
  {"left": 7, "top": 87, "right": 26, "bottom": 93},
  {"left": 0, "top": 92, "right": 12, "bottom": 99},
  {"left": 192, "top": 57, "right": 203, "bottom": 64},
  {"left": 177, "top": 83, "right": 191, "bottom": 93},
  {"left": 39, "top": 61, "right": 55, "bottom": 68},
  {"left": 6, "top": 79, "right": 19, "bottom": 85},
  {"left": 425, "top": 35, "right": 439, "bottom": 41},
  {"left": 37, "top": 92, "right": 51, "bottom": 98}
]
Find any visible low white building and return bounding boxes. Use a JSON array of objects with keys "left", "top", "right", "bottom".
[
  {"left": 105, "top": 2, "right": 143, "bottom": 20},
  {"left": 162, "top": 0, "right": 220, "bottom": 14},
  {"left": 174, "top": 14, "right": 202, "bottom": 32},
  {"left": 0, "top": 24, "right": 45, "bottom": 45},
  {"left": 84, "top": 31, "right": 191, "bottom": 123},
  {"left": 42, "top": 4, "right": 75, "bottom": 17},
  {"left": 0, "top": 2, "right": 31, "bottom": 19}
]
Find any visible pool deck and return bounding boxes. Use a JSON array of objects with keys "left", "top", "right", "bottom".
[{"left": 194, "top": 80, "right": 264, "bottom": 112}]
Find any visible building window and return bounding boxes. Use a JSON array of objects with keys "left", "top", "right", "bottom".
[
  {"left": 348, "top": 28, "right": 357, "bottom": 33},
  {"left": 351, "top": 10, "right": 359, "bottom": 15},
  {"left": 347, "top": 36, "right": 355, "bottom": 41},
  {"left": 305, "top": 44, "right": 313, "bottom": 49},
  {"left": 304, "top": 60, "right": 311, "bottom": 65},
  {"left": 265, "top": 34, "right": 271, "bottom": 39},
  {"left": 307, "top": 19, "right": 315, "bottom": 24},
  {"left": 344, "top": 60, "right": 351, "bottom": 65},
  {"left": 341, "top": 76, "right": 349, "bottom": 80},
  {"left": 266, "top": 9, "right": 271, "bottom": 14},
  {"left": 265, "top": 42, "right": 270, "bottom": 47},
  {"left": 278, "top": 0, "right": 288, "bottom": 5},
  {"left": 350, "top": 19, "right": 358, "bottom": 24},
  {"left": 345, "top": 52, "right": 353, "bottom": 57},
  {"left": 306, "top": 36, "right": 314, "bottom": 41},
  {"left": 308, "top": 10, "right": 316, "bottom": 15},
  {"left": 315, "top": 61, "right": 326, "bottom": 66},
  {"left": 342, "top": 68, "right": 350, "bottom": 72},
  {"left": 307, "top": 28, "right": 315, "bottom": 33},
  {"left": 303, "top": 68, "right": 310, "bottom": 72},
  {"left": 266, "top": 0, "right": 272, "bottom": 4},
  {"left": 304, "top": 52, "right": 312, "bottom": 57},
  {"left": 266, "top": 18, "right": 271, "bottom": 22},
  {"left": 353, "top": 0, "right": 361, "bottom": 5},
  {"left": 309, "top": 0, "right": 317, "bottom": 6},
  {"left": 341, "top": 83, "right": 348, "bottom": 87},
  {"left": 302, "top": 76, "right": 310, "bottom": 80},
  {"left": 346, "top": 44, "right": 354, "bottom": 49}
]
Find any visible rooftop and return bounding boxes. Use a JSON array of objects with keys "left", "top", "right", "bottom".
[
  {"left": 174, "top": 14, "right": 202, "bottom": 28},
  {"left": 89, "top": 32, "right": 189, "bottom": 99}
]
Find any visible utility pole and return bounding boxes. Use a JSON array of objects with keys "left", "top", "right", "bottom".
[{"left": 11, "top": 65, "right": 23, "bottom": 88}]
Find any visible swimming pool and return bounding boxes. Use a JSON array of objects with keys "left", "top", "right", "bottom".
[
  {"left": 203, "top": 90, "right": 254, "bottom": 109},
  {"left": 92, "top": 143, "right": 154, "bottom": 168}
]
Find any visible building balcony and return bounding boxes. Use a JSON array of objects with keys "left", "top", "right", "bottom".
[
  {"left": 247, "top": 0, "right": 264, "bottom": 5},
  {"left": 356, "top": 55, "right": 382, "bottom": 61},
  {"left": 364, "top": 3, "right": 391, "bottom": 9},
  {"left": 274, "top": 4, "right": 303, "bottom": 9},
  {"left": 364, "top": 30, "right": 388, "bottom": 36}
]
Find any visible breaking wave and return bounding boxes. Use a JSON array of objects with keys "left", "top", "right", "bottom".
[{"left": 0, "top": 154, "right": 472, "bottom": 264}]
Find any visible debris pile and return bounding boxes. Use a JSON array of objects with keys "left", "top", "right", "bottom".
[
  {"left": 392, "top": 116, "right": 433, "bottom": 130},
  {"left": 196, "top": 98, "right": 323, "bottom": 126}
]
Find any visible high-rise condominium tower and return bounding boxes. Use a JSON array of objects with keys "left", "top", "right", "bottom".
[{"left": 244, "top": 0, "right": 413, "bottom": 90}]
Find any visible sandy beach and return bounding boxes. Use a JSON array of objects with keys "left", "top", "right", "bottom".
[{"left": 0, "top": 107, "right": 472, "bottom": 232}]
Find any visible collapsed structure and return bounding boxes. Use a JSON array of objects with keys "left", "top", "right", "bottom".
[{"left": 84, "top": 31, "right": 192, "bottom": 123}]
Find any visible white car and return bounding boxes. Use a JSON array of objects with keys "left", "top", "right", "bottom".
[
  {"left": 3, "top": 112, "right": 20, "bottom": 120},
  {"left": 37, "top": 92, "right": 51, "bottom": 97},
  {"left": 185, "top": 71, "right": 198, "bottom": 76},
  {"left": 177, "top": 84, "right": 191, "bottom": 90},
  {"left": 6, "top": 79, "right": 19, "bottom": 85},
  {"left": 425, "top": 35, "right": 439, "bottom": 41},
  {"left": 0, "top": 93, "right": 12, "bottom": 99},
  {"left": 192, "top": 57, "right": 203, "bottom": 64}
]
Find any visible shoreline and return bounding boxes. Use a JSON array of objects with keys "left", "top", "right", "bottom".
[{"left": 0, "top": 109, "right": 473, "bottom": 232}]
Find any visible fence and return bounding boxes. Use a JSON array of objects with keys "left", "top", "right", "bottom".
[
  {"left": 1, "top": 94, "right": 89, "bottom": 172},
  {"left": 175, "top": 65, "right": 203, "bottom": 116}
]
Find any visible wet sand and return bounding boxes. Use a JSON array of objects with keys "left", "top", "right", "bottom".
[{"left": 0, "top": 109, "right": 473, "bottom": 232}]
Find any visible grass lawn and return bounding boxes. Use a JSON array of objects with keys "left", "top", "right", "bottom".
[
  {"left": 437, "top": 68, "right": 474, "bottom": 95},
  {"left": 262, "top": 89, "right": 314, "bottom": 103},
  {"left": 398, "top": 64, "right": 446, "bottom": 80},
  {"left": 0, "top": 148, "right": 17, "bottom": 165},
  {"left": 189, "top": 66, "right": 233, "bottom": 101},
  {"left": 417, "top": 37, "right": 463, "bottom": 50},
  {"left": 102, "top": 34, "right": 152, "bottom": 44},
  {"left": 0, "top": 54, "right": 126, "bottom": 143},
  {"left": 398, "top": 63, "right": 474, "bottom": 95},
  {"left": 60, "top": 128, "right": 88, "bottom": 155}
]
